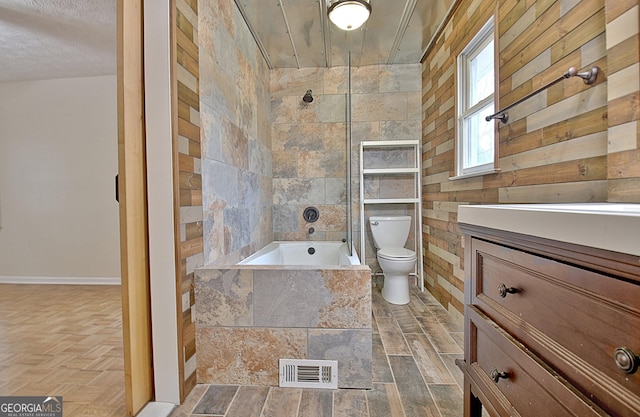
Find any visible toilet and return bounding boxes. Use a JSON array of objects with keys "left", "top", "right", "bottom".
[{"left": 369, "top": 216, "right": 417, "bottom": 305}]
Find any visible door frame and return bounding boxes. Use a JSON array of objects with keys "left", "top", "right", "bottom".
[
  {"left": 117, "top": 0, "right": 154, "bottom": 414},
  {"left": 118, "top": 0, "right": 182, "bottom": 414},
  {"left": 142, "top": 0, "right": 181, "bottom": 405}
]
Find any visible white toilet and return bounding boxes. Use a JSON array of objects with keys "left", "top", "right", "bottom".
[{"left": 369, "top": 216, "right": 417, "bottom": 305}]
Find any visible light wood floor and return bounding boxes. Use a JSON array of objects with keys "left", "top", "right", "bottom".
[
  {"left": 171, "top": 284, "right": 465, "bottom": 417},
  {"left": 0, "top": 284, "right": 126, "bottom": 417}
]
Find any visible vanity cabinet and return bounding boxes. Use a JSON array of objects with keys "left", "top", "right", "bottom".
[{"left": 457, "top": 222, "right": 640, "bottom": 417}]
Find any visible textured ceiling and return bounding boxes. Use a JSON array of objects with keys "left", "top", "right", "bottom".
[{"left": 0, "top": 0, "right": 116, "bottom": 82}]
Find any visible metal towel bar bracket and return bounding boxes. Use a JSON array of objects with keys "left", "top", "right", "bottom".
[{"left": 486, "top": 66, "right": 599, "bottom": 124}]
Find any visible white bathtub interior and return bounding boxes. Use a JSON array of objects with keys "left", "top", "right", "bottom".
[{"left": 238, "top": 241, "right": 360, "bottom": 266}]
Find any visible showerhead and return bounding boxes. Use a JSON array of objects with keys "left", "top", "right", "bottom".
[{"left": 303, "top": 89, "right": 313, "bottom": 103}]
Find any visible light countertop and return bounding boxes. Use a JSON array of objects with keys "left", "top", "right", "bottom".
[{"left": 457, "top": 203, "right": 640, "bottom": 257}]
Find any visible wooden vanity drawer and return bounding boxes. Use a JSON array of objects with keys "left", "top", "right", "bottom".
[
  {"left": 466, "top": 306, "right": 605, "bottom": 417},
  {"left": 470, "top": 238, "right": 640, "bottom": 416}
]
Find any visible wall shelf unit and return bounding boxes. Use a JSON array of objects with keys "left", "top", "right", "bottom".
[{"left": 359, "top": 139, "right": 423, "bottom": 291}]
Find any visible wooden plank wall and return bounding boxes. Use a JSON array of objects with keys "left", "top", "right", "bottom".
[
  {"left": 421, "top": 0, "right": 639, "bottom": 315},
  {"left": 173, "top": 0, "right": 202, "bottom": 401},
  {"left": 604, "top": 0, "right": 640, "bottom": 200},
  {"left": 495, "top": 0, "right": 608, "bottom": 203}
]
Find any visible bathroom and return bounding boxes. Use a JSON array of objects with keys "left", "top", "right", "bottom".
[
  {"left": 0, "top": 0, "right": 638, "bottom": 415},
  {"left": 195, "top": 0, "right": 422, "bottom": 387},
  {"left": 174, "top": 0, "right": 640, "bottom": 412}
]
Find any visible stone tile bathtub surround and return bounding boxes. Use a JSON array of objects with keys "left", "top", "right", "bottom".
[
  {"left": 196, "top": 327, "right": 308, "bottom": 386},
  {"left": 195, "top": 265, "right": 372, "bottom": 388},
  {"left": 195, "top": 268, "right": 253, "bottom": 327},
  {"left": 253, "top": 269, "right": 370, "bottom": 328}
]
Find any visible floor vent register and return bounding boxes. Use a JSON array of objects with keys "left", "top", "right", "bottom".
[{"left": 279, "top": 359, "right": 338, "bottom": 389}]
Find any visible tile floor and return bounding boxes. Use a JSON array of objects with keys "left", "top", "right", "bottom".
[{"left": 171, "top": 284, "right": 464, "bottom": 417}]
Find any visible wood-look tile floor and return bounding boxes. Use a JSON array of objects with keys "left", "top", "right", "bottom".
[
  {"left": 171, "top": 285, "right": 464, "bottom": 417},
  {"left": 0, "top": 284, "right": 126, "bottom": 417}
]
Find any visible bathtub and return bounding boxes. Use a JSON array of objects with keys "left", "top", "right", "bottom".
[
  {"left": 195, "top": 240, "right": 372, "bottom": 389},
  {"left": 238, "top": 241, "right": 361, "bottom": 266}
]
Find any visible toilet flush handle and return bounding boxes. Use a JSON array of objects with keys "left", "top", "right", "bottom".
[{"left": 371, "top": 221, "right": 379, "bottom": 226}]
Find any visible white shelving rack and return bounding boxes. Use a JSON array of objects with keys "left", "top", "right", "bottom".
[{"left": 359, "top": 140, "right": 424, "bottom": 291}]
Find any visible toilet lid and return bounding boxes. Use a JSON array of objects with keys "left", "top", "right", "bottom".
[{"left": 378, "top": 248, "right": 416, "bottom": 259}]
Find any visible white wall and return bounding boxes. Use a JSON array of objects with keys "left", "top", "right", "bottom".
[
  {"left": 0, "top": 75, "right": 120, "bottom": 282},
  {"left": 144, "top": 0, "right": 180, "bottom": 403}
]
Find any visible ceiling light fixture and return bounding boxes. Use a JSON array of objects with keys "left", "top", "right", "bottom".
[{"left": 328, "top": 0, "right": 372, "bottom": 31}]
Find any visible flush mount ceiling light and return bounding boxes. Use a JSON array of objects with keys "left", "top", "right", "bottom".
[{"left": 328, "top": 0, "right": 372, "bottom": 31}]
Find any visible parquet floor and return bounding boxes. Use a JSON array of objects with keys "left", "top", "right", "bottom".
[
  {"left": 0, "top": 284, "right": 126, "bottom": 417},
  {"left": 171, "top": 284, "right": 465, "bottom": 417}
]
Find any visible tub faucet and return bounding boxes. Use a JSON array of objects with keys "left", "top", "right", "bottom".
[{"left": 308, "top": 227, "right": 315, "bottom": 235}]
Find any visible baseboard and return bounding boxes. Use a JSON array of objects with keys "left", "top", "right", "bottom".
[
  {"left": 137, "top": 402, "right": 176, "bottom": 417},
  {"left": 0, "top": 276, "right": 121, "bottom": 285}
]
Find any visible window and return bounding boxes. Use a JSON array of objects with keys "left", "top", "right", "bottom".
[{"left": 456, "top": 17, "right": 496, "bottom": 177}]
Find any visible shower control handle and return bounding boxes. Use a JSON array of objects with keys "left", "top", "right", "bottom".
[{"left": 303, "top": 207, "right": 319, "bottom": 223}]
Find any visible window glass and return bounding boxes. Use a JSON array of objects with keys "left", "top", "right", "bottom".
[
  {"left": 464, "top": 103, "right": 494, "bottom": 168},
  {"left": 457, "top": 17, "right": 495, "bottom": 176},
  {"left": 469, "top": 40, "right": 494, "bottom": 107}
]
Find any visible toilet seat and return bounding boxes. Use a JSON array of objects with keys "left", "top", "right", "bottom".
[{"left": 378, "top": 247, "right": 416, "bottom": 260}]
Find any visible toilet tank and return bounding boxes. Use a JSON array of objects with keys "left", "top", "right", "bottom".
[{"left": 369, "top": 216, "right": 412, "bottom": 249}]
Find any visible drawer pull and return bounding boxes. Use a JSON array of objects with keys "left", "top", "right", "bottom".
[
  {"left": 489, "top": 367, "right": 509, "bottom": 383},
  {"left": 614, "top": 347, "right": 639, "bottom": 374},
  {"left": 497, "top": 283, "right": 518, "bottom": 298}
]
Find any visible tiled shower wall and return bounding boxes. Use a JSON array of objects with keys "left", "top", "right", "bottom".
[
  {"left": 199, "top": 0, "right": 273, "bottom": 266},
  {"left": 270, "top": 64, "right": 422, "bottom": 266}
]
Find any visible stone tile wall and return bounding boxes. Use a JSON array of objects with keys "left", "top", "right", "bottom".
[
  {"left": 270, "top": 64, "right": 422, "bottom": 270},
  {"left": 195, "top": 265, "right": 372, "bottom": 388},
  {"left": 199, "top": 0, "right": 273, "bottom": 266}
]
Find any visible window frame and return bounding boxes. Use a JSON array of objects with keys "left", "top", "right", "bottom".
[{"left": 454, "top": 16, "right": 499, "bottom": 179}]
